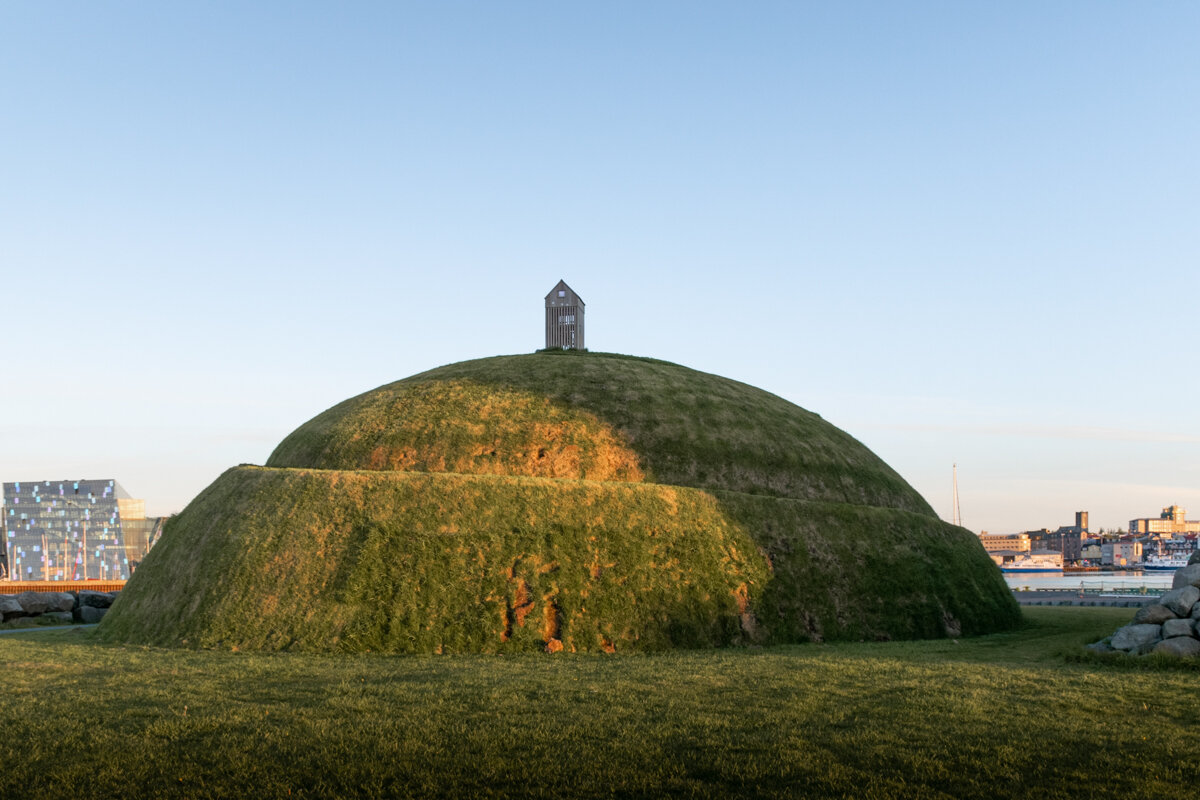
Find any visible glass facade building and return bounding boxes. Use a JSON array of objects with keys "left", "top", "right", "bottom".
[{"left": 1, "top": 479, "right": 161, "bottom": 582}]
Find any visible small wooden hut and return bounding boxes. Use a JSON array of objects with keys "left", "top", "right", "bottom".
[{"left": 545, "top": 280, "right": 585, "bottom": 350}]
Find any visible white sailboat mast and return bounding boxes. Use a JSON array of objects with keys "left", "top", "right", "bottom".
[{"left": 952, "top": 464, "right": 962, "bottom": 527}]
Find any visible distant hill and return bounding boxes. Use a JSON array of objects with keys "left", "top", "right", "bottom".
[{"left": 100, "top": 352, "right": 1018, "bottom": 652}]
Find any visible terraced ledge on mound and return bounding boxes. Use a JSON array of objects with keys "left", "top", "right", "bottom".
[
  {"left": 98, "top": 467, "right": 1017, "bottom": 653},
  {"left": 267, "top": 352, "right": 934, "bottom": 514}
]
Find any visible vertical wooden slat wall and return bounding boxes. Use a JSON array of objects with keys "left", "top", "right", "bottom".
[{"left": 544, "top": 281, "right": 585, "bottom": 350}]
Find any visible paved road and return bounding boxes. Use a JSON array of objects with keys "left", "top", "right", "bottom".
[
  {"left": 1013, "top": 591, "right": 1150, "bottom": 608},
  {"left": 0, "top": 623, "right": 97, "bottom": 636}
]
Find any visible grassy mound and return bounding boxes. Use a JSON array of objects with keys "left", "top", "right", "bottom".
[
  {"left": 100, "top": 351, "right": 1018, "bottom": 652},
  {"left": 99, "top": 467, "right": 1015, "bottom": 653},
  {"left": 267, "top": 352, "right": 933, "bottom": 513}
]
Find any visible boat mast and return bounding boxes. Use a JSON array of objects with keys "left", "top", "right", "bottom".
[{"left": 952, "top": 463, "right": 962, "bottom": 527}]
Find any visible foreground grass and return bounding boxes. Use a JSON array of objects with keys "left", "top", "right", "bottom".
[{"left": 1, "top": 607, "right": 1196, "bottom": 799}]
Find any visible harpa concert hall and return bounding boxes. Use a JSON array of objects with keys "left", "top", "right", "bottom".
[{"left": 1, "top": 479, "right": 162, "bottom": 582}]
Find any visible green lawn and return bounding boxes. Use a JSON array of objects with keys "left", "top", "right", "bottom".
[{"left": 1, "top": 606, "right": 1195, "bottom": 799}]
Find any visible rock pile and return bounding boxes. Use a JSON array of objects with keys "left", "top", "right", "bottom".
[
  {"left": 0, "top": 590, "right": 117, "bottom": 626},
  {"left": 1089, "top": 562, "right": 1200, "bottom": 658}
]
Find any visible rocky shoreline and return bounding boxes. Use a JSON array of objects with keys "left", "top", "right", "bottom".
[
  {"left": 1088, "top": 555, "right": 1200, "bottom": 658},
  {"left": 0, "top": 590, "right": 117, "bottom": 628}
]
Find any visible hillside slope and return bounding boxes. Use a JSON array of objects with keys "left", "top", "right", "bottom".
[
  {"left": 99, "top": 467, "right": 1015, "bottom": 652},
  {"left": 268, "top": 352, "right": 934, "bottom": 514},
  {"left": 99, "top": 352, "right": 1017, "bottom": 652}
]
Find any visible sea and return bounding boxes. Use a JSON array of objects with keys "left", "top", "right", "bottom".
[{"left": 1004, "top": 570, "right": 1174, "bottom": 593}]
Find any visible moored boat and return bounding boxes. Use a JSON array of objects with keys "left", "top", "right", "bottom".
[
  {"left": 1142, "top": 554, "right": 1192, "bottom": 571},
  {"left": 999, "top": 552, "right": 1063, "bottom": 573}
]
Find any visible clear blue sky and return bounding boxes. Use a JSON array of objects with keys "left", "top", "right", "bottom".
[{"left": 3, "top": 2, "right": 1197, "bottom": 533}]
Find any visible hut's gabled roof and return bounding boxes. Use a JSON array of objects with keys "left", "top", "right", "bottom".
[{"left": 545, "top": 279, "right": 584, "bottom": 307}]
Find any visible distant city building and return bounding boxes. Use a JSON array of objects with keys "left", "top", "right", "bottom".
[
  {"left": 2, "top": 479, "right": 162, "bottom": 582},
  {"left": 1138, "top": 531, "right": 1198, "bottom": 559},
  {"left": 1013, "top": 512, "right": 1089, "bottom": 564},
  {"left": 1021, "top": 528, "right": 1052, "bottom": 549},
  {"left": 1129, "top": 505, "right": 1200, "bottom": 537},
  {"left": 1164, "top": 534, "right": 1198, "bottom": 557},
  {"left": 1101, "top": 540, "right": 1143, "bottom": 567},
  {"left": 978, "top": 532, "right": 1031, "bottom": 554},
  {"left": 544, "top": 280, "right": 585, "bottom": 350},
  {"left": 1048, "top": 511, "right": 1089, "bottom": 563}
]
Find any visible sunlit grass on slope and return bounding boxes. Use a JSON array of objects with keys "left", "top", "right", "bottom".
[
  {"left": 98, "top": 467, "right": 1016, "bottom": 652},
  {"left": 267, "top": 351, "right": 933, "bottom": 513}
]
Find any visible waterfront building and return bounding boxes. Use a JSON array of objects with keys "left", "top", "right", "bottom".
[
  {"left": 545, "top": 280, "right": 585, "bottom": 350},
  {"left": 1, "top": 479, "right": 162, "bottom": 582},
  {"left": 1022, "top": 528, "right": 1052, "bottom": 549},
  {"left": 1129, "top": 505, "right": 1200, "bottom": 537},
  {"left": 1047, "top": 511, "right": 1088, "bottom": 563},
  {"left": 1165, "top": 534, "right": 1198, "bottom": 557},
  {"left": 1101, "top": 540, "right": 1143, "bottom": 567},
  {"left": 1141, "top": 533, "right": 1199, "bottom": 559},
  {"left": 1010, "top": 512, "right": 1089, "bottom": 564},
  {"left": 978, "top": 532, "right": 1032, "bottom": 554}
]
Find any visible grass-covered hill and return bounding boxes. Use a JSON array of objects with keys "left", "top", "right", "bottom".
[
  {"left": 266, "top": 351, "right": 933, "bottom": 514},
  {"left": 100, "top": 352, "right": 1018, "bottom": 652}
]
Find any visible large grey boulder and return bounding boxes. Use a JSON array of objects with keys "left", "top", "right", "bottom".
[
  {"left": 1086, "top": 641, "right": 1115, "bottom": 655},
  {"left": 1153, "top": 637, "right": 1200, "bottom": 658},
  {"left": 45, "top": 592, "right": 75, "bottom": 613},
  {"left": 12, "top": 591, "right": 77, "bottom": 616},
  {"left": 1189, "top": 551, "right": 1200, "bottom": 566},
  {"left": 15, "top": 592, "right": 52, "bottom": 615},
  {"left": 74, "top": 606, "right": 107, "bottom": 624},
  {"left": 42, "top": 611, "right": 74, "bottom": 624},
  {"left": 1132, "top": 604, "right": 1176, "bottom": 625},
  {"left": 1110, "top": 623, "right": 1163, "bottom": 652},
  {"left": 1161, "top": 585, "right": 1200, "bottom": 618},
  {"left": 15, "top": 591, "right": 75, "bottom": 615},
  {"left": 77, "top": 591, "right": 114, "bottom": 609},
  {"left": 1162, "top": 618, "right": 1195, "bottom": 639},
  {"left": 1172, "top": 564, "right": 1200, "bottom": 590},
  {"left": 0, "top": 595, "right": 24, "bottom": 621}
]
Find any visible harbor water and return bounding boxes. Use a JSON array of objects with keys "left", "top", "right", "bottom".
[{"left": 1004, "top": 570, "right": 1174, "bottom": 593}]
